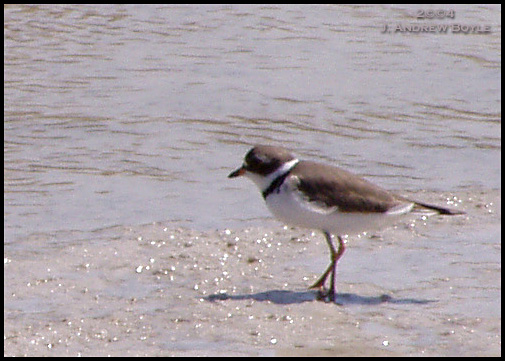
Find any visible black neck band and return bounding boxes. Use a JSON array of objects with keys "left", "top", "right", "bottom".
[{"left": 262, "top": 170, "right": 292, "bottom": 199}]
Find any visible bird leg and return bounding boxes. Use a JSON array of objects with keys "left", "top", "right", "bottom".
[{"left": 309, "top": 232, "right": 345, "bottom": 302}]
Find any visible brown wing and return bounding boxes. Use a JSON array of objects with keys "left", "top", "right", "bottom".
[{"left": 292, "top": 161, "right": 403, "bottom": 213}]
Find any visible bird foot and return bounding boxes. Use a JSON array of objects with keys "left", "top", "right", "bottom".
[{"left": 315, "top": 288, "right": 338, "bottom": 303}]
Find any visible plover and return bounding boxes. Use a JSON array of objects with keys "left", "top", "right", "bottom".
[{"left": 228, "top": 145, "right": 465, "bottom": 302}]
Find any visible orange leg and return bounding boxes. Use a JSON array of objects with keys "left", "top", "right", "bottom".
[{"left": 309, "top": 232, "right": 345, "bottom": 302}]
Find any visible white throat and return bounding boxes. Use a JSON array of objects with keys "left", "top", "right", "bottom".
[{"left": 245, "top": 158, "right": 299, "bottom": 193}]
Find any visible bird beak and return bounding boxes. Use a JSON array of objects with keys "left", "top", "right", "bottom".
[{"left": 228, "top": 166, "right": 246, "bottom": 178}]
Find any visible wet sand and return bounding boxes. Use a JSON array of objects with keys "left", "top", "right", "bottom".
[{"left": 4, "top": 191, "right": 501, "bottom": 356}]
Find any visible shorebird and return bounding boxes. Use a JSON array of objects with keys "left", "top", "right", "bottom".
[{"left": 229, "top": 145, "right": 465, "bottom": 302}]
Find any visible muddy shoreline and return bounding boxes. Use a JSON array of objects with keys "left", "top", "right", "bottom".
[{"left": 4, "top": 192, "right": 501, "bottom": 356}]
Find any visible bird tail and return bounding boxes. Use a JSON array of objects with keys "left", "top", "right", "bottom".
[{"left": 413, "top": 201, "right": 465, "bottom": 215}]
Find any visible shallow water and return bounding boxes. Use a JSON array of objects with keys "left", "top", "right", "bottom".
[
  {"left": 4, "top": 191, "right": 500, "bottom": 356},
  {"left": 4, "top": 4, "right": 501, "bottom": 356}
]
